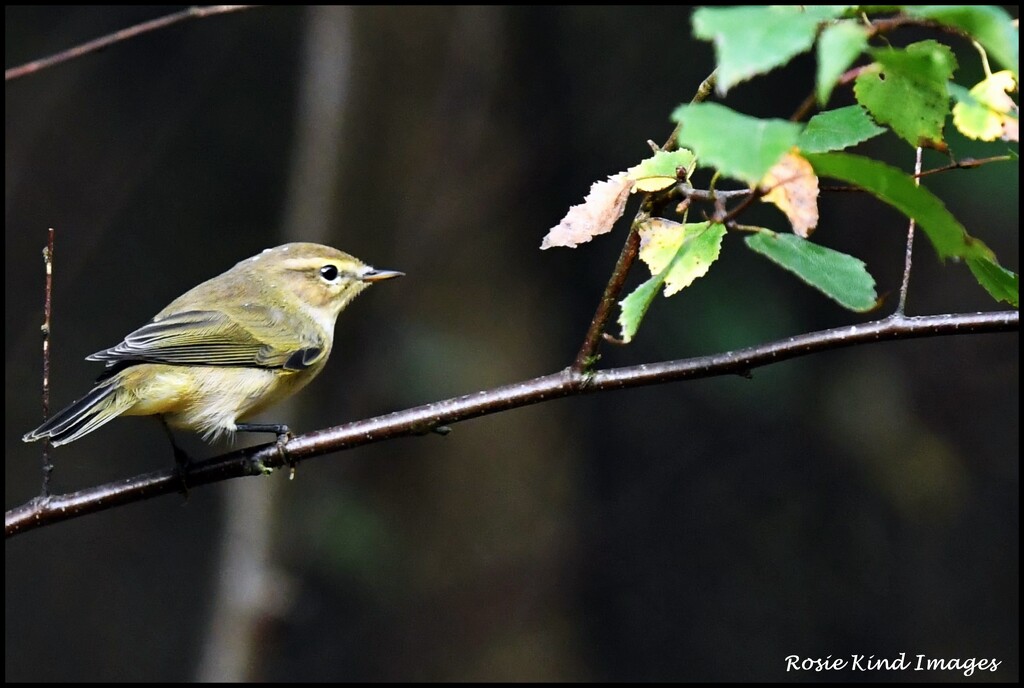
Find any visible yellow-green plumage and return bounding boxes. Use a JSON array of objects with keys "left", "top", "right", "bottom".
[{"left": 23, "top": 243, "right": 402, "bottom": 446}]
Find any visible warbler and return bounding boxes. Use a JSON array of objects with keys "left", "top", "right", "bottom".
[{"left": 23, "top": 242, "right": 402, "bottom": 449}]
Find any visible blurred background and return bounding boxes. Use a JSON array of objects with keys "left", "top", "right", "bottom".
[{"left": 5, "top": 6, "right": 1018, "bottom": 681}]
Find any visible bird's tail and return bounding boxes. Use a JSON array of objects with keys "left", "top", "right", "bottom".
[{"left": 22, "top": 377, "right": 134, "bottom": 446}]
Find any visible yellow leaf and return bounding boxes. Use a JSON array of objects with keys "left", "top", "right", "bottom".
[
  {"left": 631, "top": 176, "right": 678, "bottom": 193},
  {"left": 638, "top": 218, "right": 686, "bottom": 275},
  {"left": 952, "top": 70, "right": 1019, "bottom": 142},
  {"left": 638, "top": 219, "right": 726, "bottom": 296},
  {"left": 760, "top": 150, "right": 819, "bottom": 238},
  {"left": 626, "top": 149, "right": 698, "bottom": 193},
  {"left": 540, "top": 173, "right": 632, "bottom": 249}
]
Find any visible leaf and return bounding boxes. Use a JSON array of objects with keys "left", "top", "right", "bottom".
[
  {"left": 672, "top": 103, "right": 802, "bottom": 184},
  {"left": 626, "top": 149, "right": 698, "bottom": 193},
  {"left": 854, "top": 40, "right": 958, "bottom": 149},
  {"left": 745, "top": 230, "right": 877, "bottom": 311},
  {"left": 760, "top": 151, "right": 819, "bottom": 238},
  {"left": 808, "top": 152, "right": 1016, "bottom": 308},
  {"left": 907, "top": 6, "right": 1018, "bottom": 79},
  {"left": 966, "top": 256, "right": 1019, "bottom": 307},
  {"left": 817, "top": 21, "right": 868, "bottom": 105},
  {"left": 798, "top": 105, "right": 886, "bottom": 153},
  {"left": 618, "top": 274, "right": 664, "bottom": 343},
  {"left": 952, "top": 70, "right": 1019, "bottom": 142},
  {"left": 540, "top": 173, "right": 631, "bottom": 249},
  {"left": 1004, "top": 116, "right": 1020, "bottom": 143},
  {"left": 620, "top": 220, "right": 728, "bottom": 341},
  {"left": 804, "top": 152, "right": 993, "bottom": 262},
  {"left": 638, "top": 219, "right": 727, "bottom": 296},
  {"left": 693, "top": 6, "right": 848, "bottom": 94}
]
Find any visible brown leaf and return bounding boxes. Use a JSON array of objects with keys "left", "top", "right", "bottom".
[
  {"left": 760, "top": 150, "right": 819, "bottom": 238},
  {"left": 540, "top": 173, "right": 631, "bottom": 249}
]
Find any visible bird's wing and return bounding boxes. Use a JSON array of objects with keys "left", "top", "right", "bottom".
[{"left": 86, "top": 307, "right": 327, "bottom": 371}]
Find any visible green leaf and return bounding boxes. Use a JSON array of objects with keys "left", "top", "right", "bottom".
[
  {"left": 817, "top": 21, "right": 868, "bottom": 105},
  {"left": 621, "top": 221, "right": 728, "bottom": 342},
  {"left": 798, "top": 105, "right": 886, "bottom": 153},
  {"left": 627, "top": 149, "right": 698, "bottom": 192},
  {"left": 638, "top": 220, "right": 727, "bottom": 296},
  {"left": 804, "top": 152, "right": 993, "bottom": 262},
  {"left": 811, "top": 150, "right": 1018, "bottom": 304},
  {"left": 672, "top": 103, "right": 802, "bottom": 184},
  {"left": 907, "top": 6, "right": 1018, "bottom": 79},
  {"left": 745, "top": 230, "right": 877, "bottom": 311},
  {"left": 618, "top": 274, "right": 664, "bottom": 343},
  {"left": 693, "top": 6, "right": 848, "bottom": 94},
  {"left": 854, "top": 40, "right": 958, "bottom": 148},
  {"left": 967, "top": 256, "right": 1019, "bottom": 307}
]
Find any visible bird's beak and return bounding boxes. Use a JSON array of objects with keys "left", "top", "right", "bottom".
[{"left": 361, "top": 268, "right": 405, "bottom": 283}]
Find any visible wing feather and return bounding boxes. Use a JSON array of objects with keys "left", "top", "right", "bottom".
[{"left": 86, "top": 307, "right": 326, "bottom": 370}]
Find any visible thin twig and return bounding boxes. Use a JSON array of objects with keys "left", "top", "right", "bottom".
[
  {"left": 663, "top": 69, "right": 717, "bottom": 152},
  {"left": 819, "top": 155, "right": 1014, "bottom": 196},
  {"left": 677, "top": 184, "right": 751, "bottom": 202},
  {"left": 811, "top": 154, "right": 1011, "bottom": 197},
  {"left": 915, "top": 155, "right": 1014, "bottom": 178},
  {"left": 716, "top": 186, "right": 766, "bottom": 226},
  {"left": 821, "top": 185, "right": 867, "bottom": 193},
  {"left": 5, "top": 6, "right": 256, "bottom": 81},
  {"left": 6, "top": 309, "right": 1018, "bottom": 538},
  {"left": 790, "top": 65, "right": 869, "bottom": 122},
  {"left": 572, "top": 71, "right": 717, "bottom": 373},
  {"left": 571, "top": 214, "right": 646, "bottom": 373},
  {"left": 40, "top": 229, "right": 55, "bottom": 497},
  {"left": 895, "top": 148, "right": 924, "bottom": 315},
  {"left": 713, "top": 169, "right": 811, "bottom": 226}
]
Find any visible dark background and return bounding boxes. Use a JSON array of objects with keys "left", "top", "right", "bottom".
[{"left": 6, "top": 6, "right": 1018, "bottom": 681}]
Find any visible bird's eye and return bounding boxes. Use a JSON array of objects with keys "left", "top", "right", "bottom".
[{"left": 319, "top": 265, "right": 339, "bottom": 281}]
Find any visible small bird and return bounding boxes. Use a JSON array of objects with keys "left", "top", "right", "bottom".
[{"left": 23, "top": 243, "right": 402, "bottom": 452}]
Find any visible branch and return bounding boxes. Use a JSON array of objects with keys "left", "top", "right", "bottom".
[
  {"left": 7, "top": 310, "right": 1017, "bottom": 538},
  {"left": 40, "top": 229, "right": 55, "bottom": 497},
  {"left": 819, "top": 156, "right": 1014, "bottom": 196},
  {"left": 896, "top": 147, "right": 924, "bottom": 315},
  {"left": 5, "top": 6, "right": 256, "bottom": 81},
  {"left": 572, "top": 70, "right": 717, "bottom": 372},
  {"left": 790, "top": 65, "right": 869, "bottom": 122},
  {"left": 916, "top": 155, "right": 1016, "bottom": 178},
  {"left": 570, "top": 210, "right": 646, "bottom": 372},
  {"left": 677, "top": 184, "right": 751, "bottom": 202}
]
